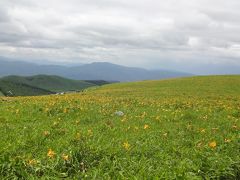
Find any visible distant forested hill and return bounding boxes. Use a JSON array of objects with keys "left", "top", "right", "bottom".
[{"left": 0, "top": 75, "right": 110, "bottom": 96}]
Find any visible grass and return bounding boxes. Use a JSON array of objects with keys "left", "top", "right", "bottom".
[{"left": 0, "top": 75, "right": 239, "bottom": 179}]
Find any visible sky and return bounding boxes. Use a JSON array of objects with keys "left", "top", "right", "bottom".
[{"left": 0, "top": 0, "right": 240, "bottom": 74}]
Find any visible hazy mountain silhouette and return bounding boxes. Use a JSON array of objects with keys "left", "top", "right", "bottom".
[{"left": 0, "top": 57, "right": 192, "bottom": 81}]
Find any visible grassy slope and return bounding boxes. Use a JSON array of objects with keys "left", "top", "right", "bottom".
[
  {"left": 0, "top": 75, "right": 96, "bottom": 93},
  {"left": 94, "top": 75, "right": 240, "bottom": 97},
  {"left": 0, "top": 75, "right": 239, "bottom": 179}
]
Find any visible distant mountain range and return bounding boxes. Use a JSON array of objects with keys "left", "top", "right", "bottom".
[
  {"left": 0, "top": 57, "right": 192, "bottom": 81},
  {"left": 0, "top": 75, "right": 110, "bottom": 96}
]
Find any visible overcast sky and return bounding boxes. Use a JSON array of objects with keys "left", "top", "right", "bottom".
[{"left": 0, "top": 0, "right": 240, "bottom": 74}]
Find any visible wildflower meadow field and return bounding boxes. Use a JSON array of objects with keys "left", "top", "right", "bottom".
[{"left": 0, "top": 75, "right": 239, "bottom": 179}]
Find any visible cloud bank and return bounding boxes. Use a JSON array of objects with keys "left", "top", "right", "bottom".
[{"left": 0, "top": 0, "right": 240, "bottom": 73}]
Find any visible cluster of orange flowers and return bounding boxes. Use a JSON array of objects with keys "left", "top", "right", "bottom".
[
  {"left": 47, "top": 149, "right": 70, "bottom": 161},
  {"left": 47, "top": 149, "right": 56, "bottom": 158}
]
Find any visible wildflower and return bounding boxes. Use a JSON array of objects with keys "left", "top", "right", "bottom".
[
  {"left": 200, "top": 128, "right": 206, "bottom": 133},
  {"left": 203, "top": 115, "right": 208, "bottom": 120},
  {"left": 62, "top": 154, "right": 69, "bottom": 161},
  {"left": 88, "top": 129, "right": 93, "bottom": 136},
  {"left": 121, "top": 117, "right": 127, "bottom": 122},
  {"left": 43, "top": 131, "right": 50, "bottom": 136},
  {"left": 53, "top": 121, "right": 59, "bottom": 127},
  {"left": 209, "top": 141, "right": 217, "bottom": 148},
  {"left": 123, "top": 142, "right": 130, "bottom": 150},
  {"left": 27, "top": 159, "right": 37, "bottom": 166},
  {"left": 63, "top": 108, "right": 68, "bottom": 113},
  {"left": 197, "top": 142, "right": 203, "bottom": 148},
  {"left": 141, "top": 112, "right": 147, "bottom": 118},
  {"left": 47, "top": 149, "right": 56, "bottom": 158},
  {"left": 224, "top": 139, "right": 231, "bottom": 143},
  {"left": 144, "top": 124, "right": 149, "bottom": 130},
  {"left": 232, "top": 125, "right": 238, "bottom": 129},
  {"left": 163, "top": 133, "right": 168, "bottom": 137},
  {"left": 75, "top": 132, "right": 81, "bottom": 140}
]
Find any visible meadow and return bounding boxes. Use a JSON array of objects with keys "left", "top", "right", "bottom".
[{"left": 0, "top": 75, "right": 239, "bottom": 179}]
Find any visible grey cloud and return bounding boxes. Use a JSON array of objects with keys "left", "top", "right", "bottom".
[
  {"left": 0, "top": 0, "right": 239, "bottom": 74},
  {"left": 0, "top": 8, "right": 10, "bottom": 23}
]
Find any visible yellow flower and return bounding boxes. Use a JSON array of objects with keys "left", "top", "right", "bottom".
[
  {"left": 224, "top": 139, "right": 231, "bottom": 143},
  {"left": 163, "top": 133, "right": 168, "bottom": 137},
  {"left": 43, "top": 131, "right": 50, "bottom": 136},
  {"left": 144, "top": 124, "right": 149, "bottom": 130},
  {"left": 211, "top": 128, "right": 219, "bottom": 132},
  {"left": 123, "top": 142, "right": 130, "bottom": 150},
  {"left": 141, "top": 112, "right": 147, "bottom": 118},
  {"left": 209, "top": 141, "right": 217, "bottom": 148},
  {"left": 47, "top": 149, "right": 56, "bottom": 158},
  {"left": 88, "top": 129, "right": 93, "bottom": 136},
  {"left": 75, "top": 132, "right": 81, "bottom": 140},
  {"left": 62, "top": 154, "right": 69, "bottom": 161},
  {"left": 27, "top": 159, "right": 37, "bottom": 166},
  {"left": 232, "top": 125, "right": 238, "bottom": 129},
  {"left": 63, "top": 108, "right": 68, "bottom": 113},
  {"left": 121, "top": 117, "right": 127, "bottom": 122},
  {"left": 52, "top": 121, "right": 59, "bottom": 127},
  {"left": 200, "top": 128, "right": 206, "bottom": 133}
]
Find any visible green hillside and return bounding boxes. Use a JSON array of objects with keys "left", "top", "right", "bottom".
[
  {"left": 0, "top": 75, "right": 98, "bottom": 96},
  {"left": 0, "top": 75, "right": 239, "bottom": 179},
  {"left": 0, "top": 80, "right": 54, "bottom": 96},
  {"left": 0, "top": 90, "right": 4, "bottom": 96}
]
